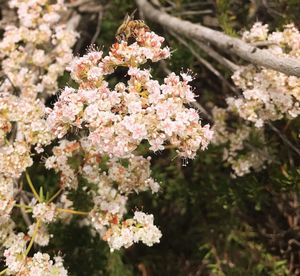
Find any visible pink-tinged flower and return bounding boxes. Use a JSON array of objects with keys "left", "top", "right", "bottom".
[{"left": 129, "top": 123, "right": 147, "bottom": 140}]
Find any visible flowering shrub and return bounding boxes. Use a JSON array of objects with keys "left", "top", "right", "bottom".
[
  {"left": 0, "top": 1, "right": 213, "bottom": 274},
  {"left": 2, "top": 0, "right": 299, "bottom": 272}
]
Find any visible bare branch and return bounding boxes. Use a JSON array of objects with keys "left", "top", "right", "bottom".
[
  {"left": 267, "top": 122, "right": 300, "bottom": 157},
  {"left": 170, "top": 31, "right": 238, "bottom": 94},
  {"left": 136, "top": 0, "right": 300, "bottom": 77},
  {"left": 173, "top": 10, "right": 213, "bottom": 16},
  {"left": 91, "top": 9, "right": 103, "bottom": 45},
  {"left": 66, "top": 0, "right": 91, "bottom": 8},
  {"left": 191, "top": 39, "right": 239, "bottom": 72},
  {"left": 190, "top": 101, "right": 212, "bottom": 121}
]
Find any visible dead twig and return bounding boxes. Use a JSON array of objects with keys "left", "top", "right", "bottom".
[{"left": 90, "top": 9, "right": 103, "bottom": 45}]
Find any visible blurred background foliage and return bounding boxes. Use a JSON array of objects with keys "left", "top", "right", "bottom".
[{"left": 8, "top": 0, "right": 300, "bottom": 275}]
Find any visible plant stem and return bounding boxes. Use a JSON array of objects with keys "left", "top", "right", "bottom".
[
  {"left": 0, "top": 268, "right": 7, "bottom": 275},
  {"left": 24, "top": 219, "right": 41, "bottom": 256},
  {"left": 57, "top": 208, "right": 89, "bottom": 216},
  {"left": 25, "top": 171, "right": 41, "bottom": 202},
  {"left": 14, "top": 203, "right": 32, "bottom": 210},
  {"left": 47, "top": 188, "right": 63, "bottom": 203}
]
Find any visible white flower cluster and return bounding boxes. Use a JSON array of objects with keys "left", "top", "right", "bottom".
[
  {"left": 0, "top": 0, "right": 77, "bottom": 183},
  {"left": 212, "top": 107, "right": 271, "bottom": 177},
  {"left": 4, "top": 232, "right": 67, "bottom": 275},
  {"left": 47, "top": 29, "right": 213, "bottom": 159},
  {"left": 32, "top": 202, "right": 57, "bottom": 223},
  {"left": 3, "top": 233, "right": 28, "bottom": 274},
  {"left": 46, "top": 138, "right": 160, "bottom": 246},
  {"left": 25, "top": 253, "right": 68, "bottom": 276},
  {"left": 212, "top": 22, "right": 300, "bottom": 176},
  {"left": 28, "top": 222, "right": 51, "bottom": 247},
  {"left": 102, "top": 211, "right": 162, "bottom": 252},
  {"left": 44, "top": 28, "right": 212, "bottom": 250},
  {"left": 0, "top": 0, "right": 77, "bottom": 273},
  {"left": 0, "top": 142, "right": 33, "bottom": 179},
  {"left": 0, "top": 92, "right": 53, "bottom": 149},
  {"left": 231, "top": 23, "right": 300, "bottom": 127},
  {"left": 0, "top": 0, "right": 77, "bottom": 97},
  {"left": 45, "top": 139, "right": 80, "bottom": 189},
  {"left": 107, "top": 155, "right": 160, "bottom": 194}
]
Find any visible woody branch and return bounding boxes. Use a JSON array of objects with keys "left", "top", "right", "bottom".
[{"left": 135, "top": 0, "right": 300, "bottom": 77}]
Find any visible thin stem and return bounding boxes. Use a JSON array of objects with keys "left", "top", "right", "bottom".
[
  {"left": 0, "top": 268, "right": 7, "bottom": 275},
  {"left": 164, "top": 145, "right": 176, "bottom": 149},
  {"left": 267, "top": 122, "right": 300, "bottom": 157},
  {"left": 19, "top": 199, "right": 32, "bottom": 227},
  {"left": 170, "top": 31, "right": 238, "bottom": 96},
  {"left": 24, "top": 219, "right": 41, "bottom": 256},
  {"left": 25, "top": 171, "right": 41, "bottom": 202},
  {"left": 14, "top": 203, "right": 32, "bottom": 210},
  {"left": 47, "top": 188, "right": 63, "bottom": 203},
  {"left": 57, "top": 208, "right": 89, "bottom": 216}
]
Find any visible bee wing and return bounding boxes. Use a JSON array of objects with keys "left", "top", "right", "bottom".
[
  {"left": 129, "top": 9, "right": 137, "bottom": 19},
  {"left": 116, "top": 13, "right": 129, "bottom": 36},
  {"left": 123, "top": 13, "right": 130, "bottom": 23}
]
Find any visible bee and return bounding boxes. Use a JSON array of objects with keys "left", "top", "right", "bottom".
[{"left": 116, "top": 10, "right": 150, "bottom": 42}]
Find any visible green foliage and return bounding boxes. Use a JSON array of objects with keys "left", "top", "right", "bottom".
[
  {"left": 47, "top": 221, "right": 109, "bottom": 276},
  {"left": 216, "top": 0, "right": 238, "bottom": 36}
]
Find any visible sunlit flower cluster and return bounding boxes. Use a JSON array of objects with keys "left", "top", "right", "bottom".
[
  {"left": 47, "top": 35, "right": 213, "bottom": 159},
  {"left": 0, "top": 92, "right": 53, "bottom": 150},
  {"left": 0, "top": 141, "right": 33, "bottom": 178},
  {"left": 0, "top": 0, "right": 77, "bottom": 98},
  {"left": 44, "top": 26, "right": 212, "bottom": 252}
]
